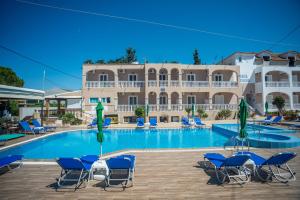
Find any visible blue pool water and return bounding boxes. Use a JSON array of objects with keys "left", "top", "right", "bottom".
[
  {"left": 0, "top": 128, "right": 229, "bottom": 159},
  {"left": 212, "top": 124, "right": 300, "bottom": 148}
]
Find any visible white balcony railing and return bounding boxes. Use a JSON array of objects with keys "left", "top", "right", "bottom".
[
  {"left": 211, "top": 104, "right": 238, "bottom": 110},
  {"left": 170, "top": 80, "right": 180, "bottom": 87},
  {"left": 171, "top": 104, "right": 181, "bottom": 111},
  {"left": 265, "top": 81, "right": 290, "bottom": 87},
  {"left": 148, "top": 104, "right": 157, "bottom": 111},
  {"left": 182, "top": 81, "right": 209, "bottom": 87},
  {"left": 148, "top": 80, "right": 157, "bottom": 87},
  {"left": 117, "top": 105, "right": 142, "bottom": 112},
  {"left": 293, "top": 82, "right": 300, "bottom": 87},
  {"left": 294, "top": 103, "right": 300, "bottom": 109},
  {"left": 182, "top": 104, "right": 210, "bottom": 111},
  {"left": 118, "top": 81, "right": 144, "bottom": 88},
  {"left": 159, "top": 81, "right": 168, "bottom": 87},
  {"left": 159, "top": 105, "right": 168, "bottom": 111},
  {"left": 268, "top": 103, "right": 291, "bottom": 110},
  {"left": 85, "top": 81, "right": 115, "bottom": 88},
  {"left": 212, "top": 81, "right": 238, "bottom": 88}
]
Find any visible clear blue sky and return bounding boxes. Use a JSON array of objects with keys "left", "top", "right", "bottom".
[{"left": 0, "top": 0, "right": 300, "bottom": 90}]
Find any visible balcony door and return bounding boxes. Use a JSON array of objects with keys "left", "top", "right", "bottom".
[
  {"left": 129, "top": 96, "right": 138, "bottom": 105},
  {"left": 265, "top": 75, "right": 272, "bottom": 82},
  {"left": 187, "top": 96, "right": 196, "bottom": 104},
  {"left": 159, "top": 96, "right": 167, "bottom": 104},
  {"left": 99, "top": 74, "right": 108, "bottom": 81},
  {"left": 128, "top": 74, "right": 137, "bottom": 82},
  {"left": 159, "top": 74, "right": 167, "bottom": 81},
  {"left": 213, "top": 74, "right": 223, "bottom": 82},
  {"left": 187, "top": 74, "right": 195, "bottom": 81},
  {"left": 215, "top": 95, "right": 224, "bottom": 104}
]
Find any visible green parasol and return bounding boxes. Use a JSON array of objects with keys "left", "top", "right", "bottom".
[
  {"left": 239, "top": 99, "right": 248, "bottom": 149},
  {"left": 265, "top": 101, "right": 269, "bottom": 116},
  {"left": 96, "top": 102, "right": 104, "bottom": 158},
  {"left": 146, "top": 104, "right": 149, "bottom": 117}
]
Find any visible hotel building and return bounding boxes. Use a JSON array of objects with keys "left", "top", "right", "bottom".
[
  {"left": 82, "top": 63, "right": 242, "bottom": 123},
  {"left": 82, "top": 50, "right": 300, "bottom": 123},
  {"left": 220, "top": 50, "right": 300, "bottom": 114}
]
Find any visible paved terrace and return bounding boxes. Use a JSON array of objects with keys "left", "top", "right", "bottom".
[{"left": 0, "top": 148, "right": 300, "bottom": 200}]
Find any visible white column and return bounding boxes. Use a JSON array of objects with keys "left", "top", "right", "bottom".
[
  {"left": 114, "top": 97, "right": 118, "bottom": 111},
  {"left": 288, "top": 70, "right": 293, "bottom": 87},
  {"left": 157, "top": 97, "right": 160, "bottom": 111},
  {"left": 289, "top": 92, "right": 294, "bottom": 110},
  {"left": 168, "top": 97, "right": 171, "bottom": 110},
  {"left": 179, "top": 93, "right": 183, "bottom": 110}
]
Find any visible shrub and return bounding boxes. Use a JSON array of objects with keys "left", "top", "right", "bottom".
[
  {"left": 61, "top": 113, "right": 82, "bottom": 125},
  {"left": 185, "top": 107, "right": 192, "bottom": 118},
  {"left": 216, "top": 109, "right": 232, "bottom": 120},
  {"left": 197, "top": 108, "right": 208, "bottom": 119},
  {"left": 134, "top": 107, "right": 145, "bottom": 118}
]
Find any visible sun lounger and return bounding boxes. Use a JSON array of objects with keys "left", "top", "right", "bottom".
[
  {"left": 87, "top": 118, "right": 97, "bottom": 128},
  {"left": 19, "top": 121, "right": 44, "bottom": 134},
  {"left": 136, "top": 117, "right": 145, "bottom": 128},
  {"left": 236, "top": 151, "right": 297, "bottom": 183},
  {"left": 56, "top": 157, "right": 94, "bottom": 190},
  {"left": 194, "top": 117, "right": 205, "bottom": 127},
  {"left": 103, "top": 118, "right": 111, "bottom": 128},
  {"left": 149, "top": 118, "right": 157, "bottom": 128},
  {"left": 105, "top": 155, "right": 135, "bottom": 188},
  {"left": 182, "top": 117, "right": 192, "bottom": 128},
  {"left": 0, "top": 155, "right": 23, "bottom": 170},
  {"left": 204, "top": 153, "right": 251, "bottom": 184},
  {"left": 264, "top": 116, "right": 282, "bottom": 125},
  {"left": 32, "top": 119, "right": 56, "bottom": 132},
  {"left": 257, "top": 115, "right": 273, "bottom": 123}
]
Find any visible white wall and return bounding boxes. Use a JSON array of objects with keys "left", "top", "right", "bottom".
[{"left": 234, "top": 54, "right": 256, "bottom": 83}]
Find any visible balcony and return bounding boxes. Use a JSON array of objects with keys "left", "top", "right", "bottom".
[
  {"left": 85, "top": 81, "right": 115, "bottom": 88},
  {"left": 170, "top": 81, "right": 180, "bottom": 87},
  {"left": 182, "top": 104, "right": 210, "bottom": 111},
  {"left": 171, "top": 104, "right": 180, "bottom": 111},
  {"left": 117, "top": 105, "right": 142, "bottom": 112},
  {"left": 293, "top": 82, "right": 300, "bottom": 87},
  {"left": 148, "top": 80, "right": 157, "bottom": 87},
  {"left": 265, "top": 81, "right": 290, "bottom": 87},
  {"left": 118, "top": 81, "right": 144, "bottom": 88},
  {"left": 294, "top": 103, "right": 300, "bottom": 109},
  {"left": 159, "top": 81, "right": 168, "bottom": 87},
  {"left": 182, "top": 81, "right": 209, "bottom": 87},
  {"left": 148, "top": 104, "right": 157, "bottom": 111},
  {"left": 212, "top": 81, "right": 238, "bottom": 88},
  {"left": 159, "top": 105, "right": 168, "bottom": 111},
  {"left": 211, "top": 104, "right": 238, "bottom": 110}
]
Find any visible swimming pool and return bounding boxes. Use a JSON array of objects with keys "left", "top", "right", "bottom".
[
  {"left": 212, "top": 124, "right": 300, "bottom": 148},
  {"left": 0, "top": 128, "right": 229, "bottom": 159}
]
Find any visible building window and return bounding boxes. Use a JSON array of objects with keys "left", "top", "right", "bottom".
[
  {"left": 107, "top": 97, "right": 111, "bottom": 103},
  {"left": 238, "top": 57, "right": 242, "bottom": 62},
  {"left": 89, "top": 97, "right": 99, "bottom": 104},
  {"left": 240, "top": 74, "right": 248, "bottom": 78},
  {"left": 263, "top": 56, "right": 270, "bottom": 61},
  {"left": 159, "top": 96, "right": 167, "bottom": 104},
  {"left": 99, "top": 74, "right": 108, "bottom": 81},
  {"left": 159, "top": 74, "right": 167, "bottom": 80},
  {"left": 187, "top": 96, "right": 196, "bottom": 104},
  {"left": 128, "top": 74, "right": 137, "bottom": 81},
  {"left": 101, "top": 98, "right": 107, "bottom": 103},
  {"left": 186, "top": 73, "right": 195, "bottom": 81},
  {"left": 288, "top": 57, "right": 295, "bottom": 67},
  {"left": 213, "top": 74, "right": 223, "bottom": 81},
  {"left": 129, "top": 96, "right": 138, "bottom": 105}
]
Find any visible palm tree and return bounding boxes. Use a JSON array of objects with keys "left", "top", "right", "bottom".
[{"left": 185, "top": 107, "right": 192, "bottom": 118}]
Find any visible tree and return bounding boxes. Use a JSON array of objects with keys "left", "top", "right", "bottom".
[
  {"left": 185, "top": 107, "right": 192, "bottom": 118},
  {"left": 135, "top": 107, "right": 145, "bottom": 118},
  {"left": 83, "top": 59, "right": 94, "bottom": 64},
  {"left": 272, "top": 96, "right": 285, "bottom": 115},
  {"left": 125, "top": 47, "right": 137, "bottom": 63},
  {"left": 95, "top": 59, "right": 105, "bottom": 64},
  {"left": 193, "top": 49, "right": 201, "bottom": 65},
  {"left": 0, "top": 66, "right": 24, "bottom": 87}
]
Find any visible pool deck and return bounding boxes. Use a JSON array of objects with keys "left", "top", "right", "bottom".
[{"left": 0, "top": 148, "right": 300, "bottom": 199}]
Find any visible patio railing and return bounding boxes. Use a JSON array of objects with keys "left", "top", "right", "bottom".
[
  {"left": 212, "top": 81, "right": 238, "bottom": 87},
  {"left": 265, "top": 81, "right": 290, "bottom": 87},
  {"left": 182, "top": 81, "right": 209, "bottom": 87}
]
